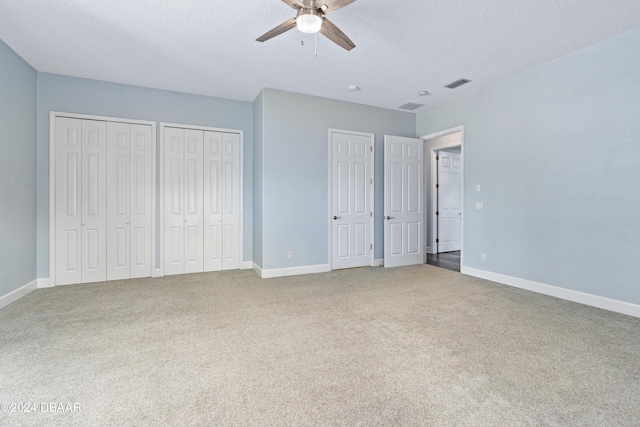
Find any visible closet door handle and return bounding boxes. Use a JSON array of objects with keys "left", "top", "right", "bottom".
[
  {"left": 386, "top": 216, "right": 395, "bottom": 220},
  {"left": 333, "top": 216, "right": 342, "bottom": 220}
]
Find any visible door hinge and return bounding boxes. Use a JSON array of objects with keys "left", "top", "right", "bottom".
[
  {"left": 370, "top": 178, "right": 373, "bottom": 184},
  {"left": 436, "top": 238, "right": 439, "bottom": 243},
  {"left": 370, "top": 244, "right": 373, "bottom": 250},
  {"left": 436, "top": 211, "right": 439, "bottom": 216},
  {"left": 370, "top": 211, "right": 372, "bottom": 217},
  {"left": 370, "top": 146, "right": 373, "bottom": 152},
  {"left": 436, "top": 156, "right": 440, "bottom": 161},
  {"left": 436, "top": 184, "right": 439, "bottom": 188}
]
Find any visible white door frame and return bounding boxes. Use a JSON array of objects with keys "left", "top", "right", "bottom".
[
  {"left": 159, "top": 122, "right": 244, "bottom": 277},
  {"left": 420, "top": 126, "right": 464, "bottom": 266},
  {"left": 49, "top": 111, "right": 157, "bottom": 286},
  {"left": 328, "top": 128, "right": 375, "bottom": 270}
]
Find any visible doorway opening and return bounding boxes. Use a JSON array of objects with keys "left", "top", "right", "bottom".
[{"left": 421, "top": 127, "right": 464, "bottom": 272}]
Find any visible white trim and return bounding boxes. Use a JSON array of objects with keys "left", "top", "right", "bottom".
[
  {"left": 260, "top": 264, "right": 331, "bottom": 279},
  {"left": 158, "top": 122, "right": 244, "bottom": 275},
  {"left": 462, "top": 267, "right": 640, "bottom": 319},
  {"left": 37, "top": 278, "right": 53, "bottom": 288},
  {"left": 49, "top": 112, "right": 157, "bottom": 287},
  {"left": 328, "top": 129, "right": 376, "bottom": 270},
  {"left": 242, "top": 261, "right": 253, "bottom": 270},
  {"left": 0, "top": 280, "right": 37, "bottom": 310},
  {"left": 420, "top": 126, "right": 465, "bottom": 270},
  {"left": 374, "top": 258, "right": 384, "bottom": 267}
]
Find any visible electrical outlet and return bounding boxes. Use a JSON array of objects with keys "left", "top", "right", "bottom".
[
  {"left": 476, "top": 201, "right": 483, "bottom": 210},
  {"left": 288, "top": 251, "right": 293, "bottom": 259},
  {"left": 481, "top": 253, "right": 486, "bottom": 262}
]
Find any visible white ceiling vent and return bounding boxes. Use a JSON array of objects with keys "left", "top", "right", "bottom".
[
  {"left": 398, "top": 102, "right": 424, "bottom": 111},
  {"left": 445, "top": 79, "right": 471, "bottom": 89}
]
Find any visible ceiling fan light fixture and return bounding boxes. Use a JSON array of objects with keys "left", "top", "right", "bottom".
[{"left": 296, "top": 10, "right": 323, "bottom": 34}]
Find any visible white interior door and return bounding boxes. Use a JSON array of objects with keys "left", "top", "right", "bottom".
[
  {"left": 331, "top": 131, "right": 372, "bottom": 270},
  {"left": 164, "top": 127, "right": 186, "bottom": 276},
  {"left": 203, "top": 131, "right": 223, "bottom": 271},
  {"left": 384, "top": 135, "right": 423, "bottom": 268},
  {"left": 183, "top": 130, "right": 204, "bottom": 274},
  {"left": 204, "top": 131, "right": 241, "bottom": 271},
  {"left": 81, "top": 120, "right": 107, "bottom": 283},
  {"left": 106, "top": 122, "right": 131, "bottom": 280},
  {"left": 221, "top": 132, "right": 241, "bottom": 270},
  {"left": 128, "top": 124, "right": 153, "bottom": 278},
  {"left": 55, "top": 117, "right": 82, "bottom": 285},
  {"left": 438, "top": 151, "right": 462, "bottom": 253}
]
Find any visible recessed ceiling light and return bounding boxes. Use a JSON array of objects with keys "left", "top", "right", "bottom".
[
  {"left": 348, "top": 85, "right": 360, "bottom": 91},
  {"left": 418, "top": 90, "right": 430, "bottom": 96}
]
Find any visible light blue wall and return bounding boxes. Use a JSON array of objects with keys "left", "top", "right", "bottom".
[
  {"left": 417, "top": 28, "right": 640, "bottom": 304},
  {"left": 261, "top": 89, "right": 415, "bottom": 270},
  {"left": 36, "top": 73, "right": 253, "bottom": 277},
  {"left": 253, "top": 90, "right": 264, "bottom": 268},
  {"left": 0, "top": 40, "right": 37, "bottom": 296}
]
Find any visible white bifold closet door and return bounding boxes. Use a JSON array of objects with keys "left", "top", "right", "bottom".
[
  {"left": 106, "top": 122, "right": 153, "bottom": 280},
  {"left": 163, "top": 127, "right": 241, "bottom": 276},
  {"left": 204, "top": 131, "right": 241, "bottom": 271},
  {"left": 164, "top": 128, "right": 204, "bottom": 275},
  {"left": 55, "top": 117, "right": 153, "bottom": 286}
]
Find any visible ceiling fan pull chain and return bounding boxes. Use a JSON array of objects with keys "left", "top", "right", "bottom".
[{"left": 314, "top": 32, "right": 318, "bottom": 57}]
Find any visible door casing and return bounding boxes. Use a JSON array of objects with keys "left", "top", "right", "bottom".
[{"left": 421, "top": 126, "right": 465, "bottom": 268}]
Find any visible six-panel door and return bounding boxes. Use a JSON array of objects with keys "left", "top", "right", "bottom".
[{"left": 331, "top": 132, "right": 372, "bottom": 269}]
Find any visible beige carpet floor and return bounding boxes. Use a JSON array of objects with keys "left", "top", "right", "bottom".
[{"left": 1, "top": 265, "right": 639, "bottom": 426}]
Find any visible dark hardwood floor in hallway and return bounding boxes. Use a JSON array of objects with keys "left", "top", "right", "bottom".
[{"left": 426, "top": 251, "right": 461, "bottom": 272}]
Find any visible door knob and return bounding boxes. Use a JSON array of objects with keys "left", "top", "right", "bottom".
[
  {"left": 333, "top": 216, "right": 342, "bottom": 220},
  {"left": 386, "top": 216, "right": 394, "bottom": 220}
]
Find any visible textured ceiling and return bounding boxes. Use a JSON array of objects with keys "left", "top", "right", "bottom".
[{"left": 1, "top": 0, "right": 640, "bottom": 112}]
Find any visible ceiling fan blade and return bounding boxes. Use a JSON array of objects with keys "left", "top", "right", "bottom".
[
  {"left": 256, "top": 18, "right": 298, "bottom": 42},
  {"left": 281, "top": 0, "right": 304, "bottom": 9},
  {"left": 319, "top": 17, "right": 356, "bottom": 51},
  {"left": 318, "top": 0, "right": 357, "bottom": 15}
]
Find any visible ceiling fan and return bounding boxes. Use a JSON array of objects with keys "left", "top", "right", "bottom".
[{"left": 256, "top": 0, "right": 357, "bottom": 51}]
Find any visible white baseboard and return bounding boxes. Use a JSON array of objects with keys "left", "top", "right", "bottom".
[
  {"left": 426, "top": 247, "right": 433, "bottom": 254},
  {"left": 37, "top": 278, "right": 53, "bottom": 288},
  {"left": 374, "top": 259, "right": 384, "bottom": 267},
  {"left": 259, "top": 263, "right": 331, "bottom": 279},
  {"left": 242, "top": 261, "right": 253, "bottom": 270},
  {"left": 152, "top": 268, "right": 163, "bottom": 278},
  {"left": 0, "top": 280, "right": 38, "bottom": 310},
  {"left": 462, "top": 266, "right": 640, "bottom": 318}
]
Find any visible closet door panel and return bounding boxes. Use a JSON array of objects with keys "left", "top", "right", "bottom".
[
  {"left": 55, "top": 117, "right": 83, "bottom": 285},
  {"left": 129, "top": 124, "right": 153, "bottom": 278},
  {"left": 81, "top": 120, "right": 107, "bottom": 283},
  {"left": 222, "top": 132, "right": 241, "bottom": 270},
  {"left": 106, "top": 122, "right": 130, "bottom": 280},
  {"left": 184, "top": 129, "right": 204, "bottom": 274},
  {"left": 164, "top": 127, "right": 185, "bottom": 276},
  {"left": 204, "top": 131, "right": 223, "bottom": 271}
]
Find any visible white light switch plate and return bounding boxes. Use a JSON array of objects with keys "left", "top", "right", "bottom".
[{"left": 476, "top": 202, "right": 483, "bottom": 210}]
